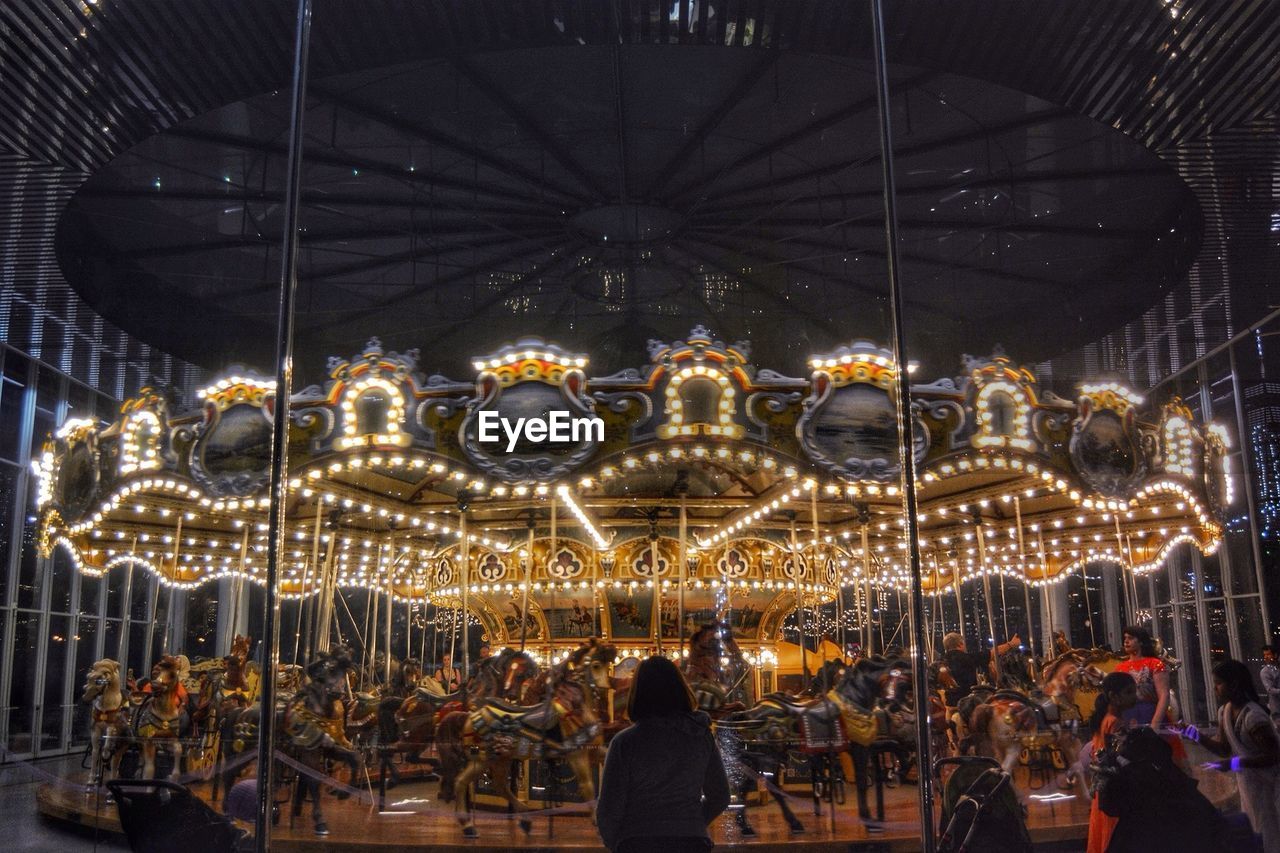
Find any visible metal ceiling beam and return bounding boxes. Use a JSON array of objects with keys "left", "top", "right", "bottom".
[
  {"left": 311, "top": 84, "right": 592, "bottom": 206},
  {"left": 643, "top": 53, "right": 780, "bottom": 199},
  {"left": 165, "top": 126, "right": 556, "bottom": 207},
  {"left": 693, "top": 164, "right": 1175, "bottom": 216},
  {"left": 694, "top": 107, "right": 1073, "bottom": 208},
  {"left": 692, "top": 227, "right": 1073, "bottom": 291},
  {"left": 76, "top": 185, "right": 556, "bottom": 219},
  {"left": 409, "top": 243, "right": 587, "bottom": 351},
  {"left": 694, "top": 215, "right": 1163, "bottom": 241},
  {"left": 664, "top": 71, "right": 936, "bottom": 206},
  {"left": 311, "top": 239, "right": 573, "bottom": 330},
  {"left": 450, "top": 55, "right": 610, "bottom": 203},
  {"left": 111, "top": 224, "right": 565, "bottom": 262},
  {"left": 665, "top": 237, "right": 849, "bottom": 340},
  {"left": 302, "top": 228, "right": 555, "bottom": 282}
]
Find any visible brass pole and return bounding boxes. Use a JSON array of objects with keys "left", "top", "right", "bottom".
[
  {"left": 678, "top": 496, "right": 687, "bottom": 655},
  {"left": 1014, "top": 496, "right": 1036, "bottom": 664},
  {"left": 976, "top": 520, "right": 1002, "bottom": 684},
  {"left": 521, "top": 513, "right": 534, "bottom": 652}
]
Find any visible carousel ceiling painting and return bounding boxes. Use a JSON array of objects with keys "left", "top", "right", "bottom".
[{"left": 34, "top": 327, "right": 1228, "bottom": 650}]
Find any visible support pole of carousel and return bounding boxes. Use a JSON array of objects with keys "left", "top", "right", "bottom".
[
  {"left": 317, "top": 524, "right": 337, "bottom": 653},
  {"left": 976, "top": 518, "right": 1003, "bottom": 684},
  {"left": 1014, "top": 496, "right": 1037, "bottom": 666},
  {"left": 255, "top": 0, "right": 311, "bottom": 847},
  {"left": 650, "top": 529, "right": 662, "bottom": 653},
  {"left": 870, "top": 0, "right": 936, "bottom": 837},
  {"left": 678, "top": 494, "right": 688, "bottom": 655},
  {"left": 1038, "top": 528, "right": 1055, "bottom": 649},
  {"left": 384, "top": 552, "right": 394, "bottom": 686},
  {"left": 1114, "top": 515, "right": 1134, "bottom": 624},
  {"left": 521, "top": 512, "right": 534, "bottom": 652},
  {"left": 860, "top": 523, "right": 873, "bottom": 654},
  {"left": 951, "top": 555, "right": 965, "bottom": 639},
  {"left": 460, "top": 513, "right": 470, "bottom": 683},
  {"left": 790, "top": 514, "right": 808, "bottom": 685}
]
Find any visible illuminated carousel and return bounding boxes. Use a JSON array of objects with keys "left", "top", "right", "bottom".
[{"left": 33, "top": 326, "right": 1234, "bottom": 849}]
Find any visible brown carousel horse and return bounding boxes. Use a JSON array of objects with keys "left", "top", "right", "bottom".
[
  {"left": 452, "top": 639, "right": 611, "bottom": 838},
  {"left": 684, "top": 623, "right": 750, "bottom": 714},
  {"left": 131, "top": 655, "right": 191, "bottom": 780},
  {"left": 427, "top": 648, "right": 544, "bottom": 800},
  {"left": 83, "top": 658, "right": 129, "bottom": 786},
  {"left": 282, "top": 647, "right": 364, "bottom": 836},
  {"left": 196, "top": 635, "right": 258, "bottom": 797},
  {"left": 956, "top": 647, "right": 1104, "bottom": 788}
]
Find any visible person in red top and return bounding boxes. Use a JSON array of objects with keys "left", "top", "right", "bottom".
[
  {"left": 1086, "top": 671, "right": 1137, "bottom": 853},
  {"left": 1115, "top": 625, "right": 1169, "bottom": 730},
  {"left": 1116, "top": 624, "right": 1187, "bottom": 767}
]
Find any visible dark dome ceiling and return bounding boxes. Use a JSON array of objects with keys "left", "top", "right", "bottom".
[{"left": 56, "top": 43, "right": 1201, "bottom": 382}]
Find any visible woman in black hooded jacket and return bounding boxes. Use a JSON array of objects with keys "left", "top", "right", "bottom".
[{"left": 596, "top": 655, "right": 732, "bottom": 853}]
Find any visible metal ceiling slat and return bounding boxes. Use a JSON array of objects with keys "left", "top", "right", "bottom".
[
  {"left": 1132, "top": 3, "right": 1246, "bottom": 146},
  {"left": 1081, "top": 9, "right": 1178, "bottom": 134},
  {"left": 1056, "top": 2, "right": 1145, "bottom": 113},
  {"left": 0, "top": 78, "right": 98, "bottom": 170},
  {"left": 1174, "top": 3, "right": 1280, "bottom": 135},
  {"left": 33, "top": 1, "right": 166, "bottom": 138},
  {"left": 102, "top": 1, "right": 212, "bottom": 122},
  {"left": 0, "top": 16, "right": 112, "bottom": 159}
]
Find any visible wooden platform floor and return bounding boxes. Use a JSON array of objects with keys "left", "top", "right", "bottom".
[{"left": 38, "top": 745, "right": 1237, "bottom": 852}]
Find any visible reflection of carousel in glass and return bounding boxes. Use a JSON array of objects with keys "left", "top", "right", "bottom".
[{"left": 34, "top": 327, "right": 1233, "bottom": 845}]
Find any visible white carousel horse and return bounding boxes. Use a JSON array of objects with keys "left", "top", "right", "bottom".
[{"left": 82, "top": 658, "right": 129, "bottom": 786}]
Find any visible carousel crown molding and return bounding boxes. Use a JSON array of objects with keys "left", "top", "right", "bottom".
[{"left": 31, "top": 329, "right": 1229, "bottom": 611}]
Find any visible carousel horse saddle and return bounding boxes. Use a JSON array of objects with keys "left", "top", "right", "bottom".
[
  {"left": 408, "top": 686, "right": 459, "bottom": 705},
  {"left": 475, "top": 698, "right": 562, "bottom": 732},
  {"left": 765, "top": 693, "right": 842, "bottom": 722},
  {"left": 992, "top": 690, "right": 1057, "bottom": 728}
]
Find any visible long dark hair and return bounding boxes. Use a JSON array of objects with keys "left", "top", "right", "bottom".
[
  {"left": 1122, "top": 625, "right": 1156, "bottom": 658},
  {"left": 1213, "top": 659, "right": 1261, "bottom": 707},
  {"left": 1089, "top": 671, "right": 1136, "bottom": 730},
  {"left": 627, "top": 655, "right": 696, "bottom": 720}
]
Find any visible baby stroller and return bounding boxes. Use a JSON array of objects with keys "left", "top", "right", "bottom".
[
  {"left": 107, "top": 779, "right": 250, "bottom": 853},
  {"left": 933, "top": 756, "right": 1032, "bottom": 853}
]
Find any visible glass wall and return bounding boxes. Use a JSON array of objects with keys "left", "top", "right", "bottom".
[
  {"left": 7, "top": 3, "right": 1277, "bottom": 853},
  {"left": 0, "top": 325, "right": 202, "bottom": 759}
]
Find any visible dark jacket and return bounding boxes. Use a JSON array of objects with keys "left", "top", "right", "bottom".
[
  {"left": 595, "top": 711, "right": 731, "bottom": 851},
  {"left": 1097, "top": 747, "right": 1226, "bottom": 852}
]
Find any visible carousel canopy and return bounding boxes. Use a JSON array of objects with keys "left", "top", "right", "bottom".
[
  {"left": 35, "top": 330, "right": 1228, "bottom": 647},
  {"left": 55, "top": 20, "right": 1201, "bottom": 380}
]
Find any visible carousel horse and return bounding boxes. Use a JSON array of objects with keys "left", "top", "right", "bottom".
[
  {"left": 955, "top": 649, "right": 1104, "bottom": 788},
  {"left": 131, "top": 655, "right": 191, "bottom": 780},
  {"left": 428, "top": 649, "right": 546, "bottom": 803},
  {"left": 718, "top": 655, "right": 914, "bottom": 835},
  {"left": 282, "top": 647, "right": 364, "bottom": 836},
  {"left": 591, "top": 652, "right": 637, "bottom": 739},
  {"left": 684, "top": 622, "right": 751, "bottom": 714},
  {"left": 452, "top": 639, "right": 610, "bottom": 838},
  {"left": 214, "top": 663, "right": 304, "bottom": 800},
  {"left": 197, "top": 636, "right": 258, "bottom": 793},
  {"left": 82, "top": 658, "right": 130, "bottom": 786}
]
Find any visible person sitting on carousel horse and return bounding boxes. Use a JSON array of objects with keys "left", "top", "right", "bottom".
[
  {"left": 140, "top": 658, "right": 190, "bottom": 704},
  {"left": 937, "top": 631, "right": 1021, "bottom": 707}
]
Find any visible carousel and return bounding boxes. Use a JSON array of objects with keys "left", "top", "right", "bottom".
[{"left": 33, "top": 326, "right": 1234, "bottom": 849}]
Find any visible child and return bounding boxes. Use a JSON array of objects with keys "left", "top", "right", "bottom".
[{"left": 1086, "top": 671, "right": 1137, "bottom": 853}]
